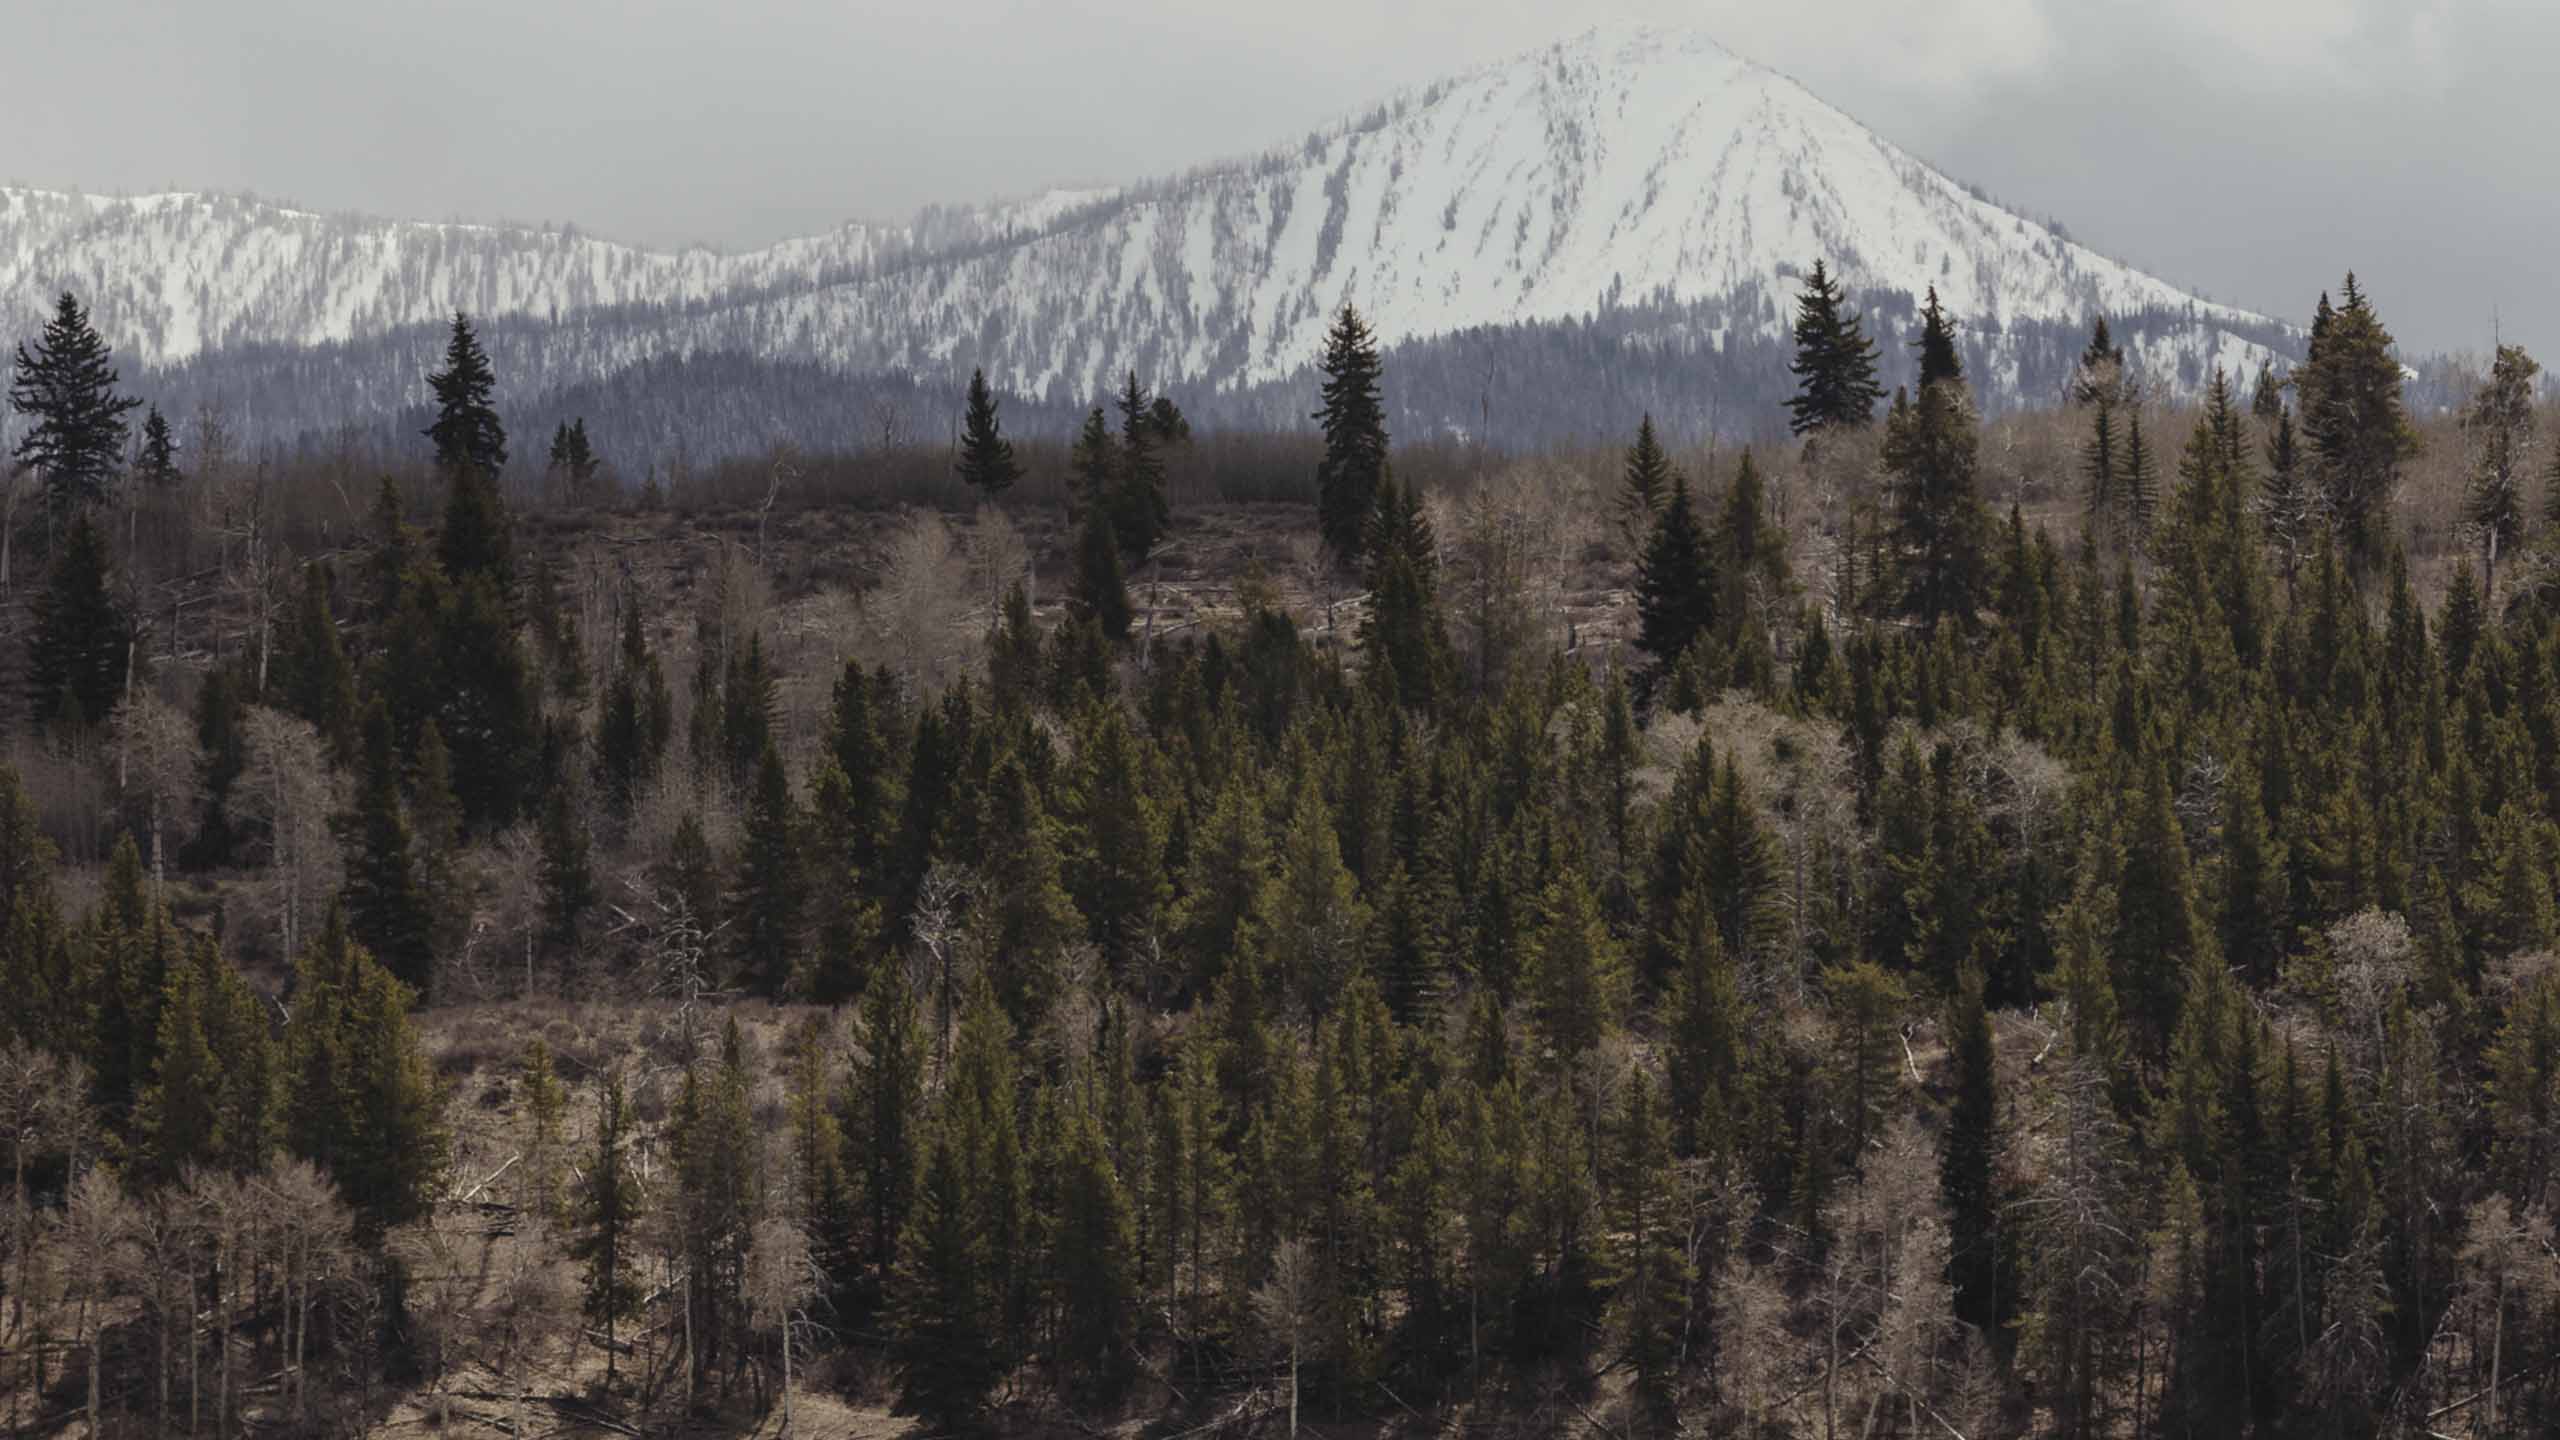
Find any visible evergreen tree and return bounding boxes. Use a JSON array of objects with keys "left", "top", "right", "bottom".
[
  {"left": 824, "top": 659, "right": 903, "bottom": 895},
  {"left": 1915, "top": 285, "right": 1963, "bottom": 389},
  {"left": 1071, "top": 505, "right": 1133, "bottom": 640},
  {"left": 2464, "top": 343, "right": 2539, "bottom": 600},
  {"left": 1618, "top": 413, "right": 1675, "bottom": 538},
  {"left": 1068, "top": 405, "right": 1116, "bottom": 515},
  {"left": 2297, "top": 275, "right": 2416, "bottom": 571},
  {"left": 134, "top": 951, "right": 222, "bottom": 1184},
  {"left": 1784, "top": 260, "right": 1884, "bottom": 436},
  {"left": 1941, "top": 968, "right": 2009, "bottom": 1338},
  {"left": 2078, "top": 317, "right": 2132, "bottom": 543},
  {"left": 537, "top": 779, "right": 594, "bottom": 957},
  {"left": 1881, "top": 301, "right": 1993, "bottom": 629},
  {"left": 2122, "top": 408, "right": 2160, "bottom": 543},
  {"left": 1633, "top": 473, "right": 1715, "bottom": 687},
  {"left": 2118, "top": 765, "right": 2209, "bottom": 1058},
  {"left": 423, "top": 311, "right": 507, "bottom": 481},
  {"left": 272, "top": 561, "right": 359, "bottom": 762},
  {"left": 977, "top": 753, "right": 1080, "bottom": 1027},
  {"left": 734, "top": 742, "right": 804, "bottom": 994},
  {"left": 544, "top": 417, "right": 599, "bottom": 501},
  {"left": 956, "top": 367, "right": 1023, "bottom": 498},
  {"left": 897, "top": 1125, "right": 1001, "bottom": 1428},
  {"left": 721, "top": 632, "right": 778, "bottom": 787},
  {"left": 573, "top": 1071, "right": 643, "bottom": 1383},
  {"left": 8, "top": 292, "right": 140, "bottom": 515},
  {"left": 339, "top": 699, "right": 436, "bottom": 995},
  {"left": 283, "top": 912, "right": 448, "bottom": 1239},
  {"left": 2252, "top": 364, "right": 2284, "bottom": 422},
  {"left": 1314, "top": 305, "right": 1390, "bottom": 559},
  {"left": 1112, "top": 371, "right": 1173, "bottom": 565},
  {"left": 1357, "top": 476, "right": 1451, "bottom": 710},
  {"left": 2262, "top": 406, "right": 2314, "bottom": 592},
  {"left": 135, "top": 406, "right": 180, "bottom": 488},
  {"left": 1068, "top": 705, "right": 1169, "bottom": 973},
  {"left": 595, "top": 602, "right": 671, "bottom": 813},
  {"left": 1661, "top": 895, "right": 1738, "bottom": 1157},
  {"left": 28, "top": 510, "right": 132, "bottom": 735},
  {"left": 1613, "top": 1071, "right": 1686, "bottom": 1428},
  {"left": 434, "top": 574, "right": 541, "bottom": 828},
  {"left": 1528, "top": 869, "right": 1624, "bottom": 1065},
  {"left": 410, "top": 719, "right": 467, "bottom": 955},
  {"left": 430, "top": 321, "right": 515, "bottom": 592},
  {"left": 200, "top": 939, "right": 278, "bottom": 1172},
  {"left": 850, "top": 956, "right": 925, "bottom": 1307},
  {"left": 1048, "top": 1094, "right": 1138, "bottom": 1391}
]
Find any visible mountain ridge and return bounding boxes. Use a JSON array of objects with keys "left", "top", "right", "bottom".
[{"left": 3, "top": 24, "right": 2297, "bottom": 456}]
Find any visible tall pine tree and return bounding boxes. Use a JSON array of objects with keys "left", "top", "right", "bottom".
[
  {"left": 1784, "top": 260, "right": 1883, "bottom": 436},
  {"left": 1314, "top": 305, "right": 1390, "bottom": 560},
  {"left": 8, "top": 292, "right": 140, "bottom": 516},
  {"left": 956, "top": 367, "right": 1023, "bottom": 498}
]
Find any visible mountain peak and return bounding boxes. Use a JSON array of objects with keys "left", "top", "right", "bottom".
[{"left": 0, "top": 25, "right": 2288, "bottom": 452}]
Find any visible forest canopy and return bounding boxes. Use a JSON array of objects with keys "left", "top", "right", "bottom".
[{"left": 1, "top": 278, "right": 2558, "bottom": 1440}]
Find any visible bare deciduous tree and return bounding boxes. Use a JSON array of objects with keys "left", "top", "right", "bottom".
[
  {"left": 55, "top": 1168, "right": 138, "bottom": 1434},
  {"left": 0, "top": 1043, "right": 86, "bottom": 1333},
  {"left": 258, "top": 1157, "right": 354, "bottom": 1425},
  {"left": 1252, "top": 1238, "right": 1318, "bottom": 1438},
  {"left": 866, "top": 510, "right": 977, "bottom": 695},
  {"left": 240, "top": 706, "right": 341, "bottom": 961},
  {"left": 965, "top": 502, "right": 1031, "bottom": 613},
  {"left": 2452, "top": 1196, "right": 2557, "bottom": 1436},
  {"left": 746, "top": 1216, "right": 819, "bottom": 1433},
  {"left": 114, "top": 687, "right": 200, "bottom": 906}
]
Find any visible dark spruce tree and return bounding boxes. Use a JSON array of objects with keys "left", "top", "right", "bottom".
[
  {"left": 1072, "top": 506, "right": 1134, "bottom": 641},
  {"left": 2251, "top": 364, "right": 2284, "bottom": 423},
  {"left": 1112, "top": 372, "right": 1174, "bottom": 565},
  {"left": 9, "top": 292, "right": 141, "bottom": 518},
  {"left": 734, "top": 741, "right": 805, "bottom": 995},
  {"left": 28, "top": 510, "right": 132, "bottom": 735},
  {"left": 1633, "top": 472, "right": 1714, "bottom": 693},
  {"left": 595, "top": 603, "right": 671, "bottom": 813},
  {"left": 2296, "top": 274, "right": 2415, "bottom": 574},
  {"left": 545, "top": 417, "right": 599, "bottom": 503},
  {"left": 1314, "top": 305, "right": 1390, "bottom": 560},
  {"left": 339, "top": 698, "right": 437, "bottom": 996},
  {"left": 1914, "top": 285, "right": 1963, "bottom": 390},
  {"left": 1618, "top": 413, "right": 1674, "bottom": 540},
  {"left": 1357, "top": 475, "right": 1450, "bottom": 712},
  {"left": 956, "top": 368, "right": 1023, "bottom": 499},
  {"left": 538, "top": 779, "right": 595, "bottom": 957},
  {"left": 1881, "top": 295, "right": 1993, "bottom": 629},
  {"left": 135, "top": 406, "right": 181, "bottom": 489},
  {"left": 425, "top": 311, "right": 507, "bottom": 478},
  {"left": 1783, "top": 260, "right": 1883, "bottom": 436},
  {"left": 1068, "top": 405, "right": 1116, "bottom": 517},
  {"left": 427, "top": 313, "right": 515, "bottom": 592}
]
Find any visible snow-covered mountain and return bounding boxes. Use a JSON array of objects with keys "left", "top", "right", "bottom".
[{"left": 3, "top": 25, "right": 2292, "bottom": 454}]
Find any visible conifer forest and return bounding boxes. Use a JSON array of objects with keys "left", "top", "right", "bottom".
[{"left": 3, "top": 264, "right": 2560, "bottom": 1440}]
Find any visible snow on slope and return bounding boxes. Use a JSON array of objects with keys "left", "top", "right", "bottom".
[
  {"left": 540, "top": 24, "right": 2282, "bottom": 405},
  {"left": 2, "top": 24, "right": 2285, "bottom": 421},
  {"left": 0, "top": 188, "right": 918, "bottom": 363}
]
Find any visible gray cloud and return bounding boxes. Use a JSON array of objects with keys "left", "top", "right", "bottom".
[{"left": 6, "top": 0, "right": 2552, "bottom": 354}]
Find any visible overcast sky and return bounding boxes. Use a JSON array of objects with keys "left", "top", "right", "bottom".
[{"left": 10, "top": 0, "right": 2554, "bottom": 354}]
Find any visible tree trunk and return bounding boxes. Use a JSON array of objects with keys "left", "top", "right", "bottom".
[
  {"left": 1280, "top": 1322, "right": 1300, "bottom": 1434},
  {"left": 2487, "top": 1272, "right": 2506, "bottom": 1437}
]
